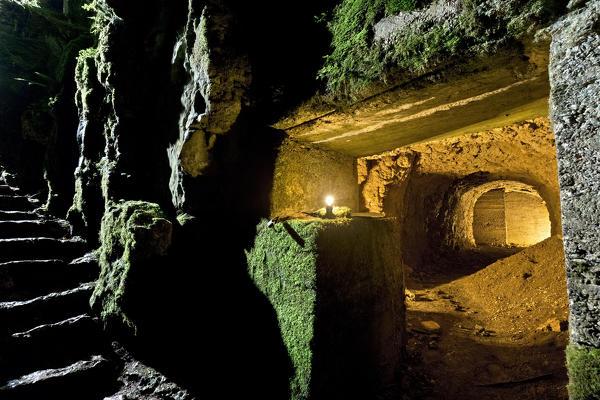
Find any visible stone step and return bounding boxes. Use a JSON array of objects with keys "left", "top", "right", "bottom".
[
  {"left": 0, "top": 220, "right": 70, "bottom": 239},
  {"left": 0, "top": 283, "right": 95, "bottom": 335},
  {"left": 0, "top": 258, "right": 99, "bottom": 301},
  {"left": 0, "top": 355, "right": 117, "bottom": 399},
  {"left": 0, "top": 195, "right": 37, "bottom": 211},
  {"left": 0, "top": 237, "right": 86, "bottom": 262},
  {"left": 0, "top": 210, "right": 40, "bottom": 221},
  {"left": 0, "top": 315, "right": 106, "bottom": 382},
  {"left": 0, "top": 185, "right": 16, "bottom": 196}
]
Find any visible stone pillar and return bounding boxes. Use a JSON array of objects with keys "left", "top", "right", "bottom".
[
  {"left": 247, "top": 217, "right": 405, "bottom": 400},
  {"left": 548, "top": 1, "right": 600, "bottom": 398}
]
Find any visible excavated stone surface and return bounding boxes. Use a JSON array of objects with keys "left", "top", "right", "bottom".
[
  {"left": 247, "top": 217, "right": 404, "bottom": 400},
  {"left": 270, "top": 138, "right": 358, "bottom": 218},
  {"left": 0, "top": 282, "right": 95, "bottom": 334},
  {"left": 0, "top": 315, "right": 105, "bottom": 382},
  {"left": 0, "top": 219, "right": 70, "bottom": 239},
  {"left": 0, "top": 258, "right": 97, "bottom": 301},
  {"left": 0, "top": 176, "right": 191, "bottom": 399},
  {"left": 274, "top": 49, "right": 550, "bottom": 157},
  {"left": 168, "top": 2, "right": 251, "bottom": 207},
  {"left": 0, "top": 355, "right": 115, "bottom": 399},
  {"left": 359, "top": 118, "right": 560, "bottom": 223},
  {"left": 548, "top": 0, "right": 600, "bottom": 349},
  {"left": 359, "top": 118, "right": 561, "bottom": 272},
  {"left": 105, "top": 344, "right": 195, "bottom": 400},
  {"left": 0, "top": 237, "right": 86, "bottom": 262}
]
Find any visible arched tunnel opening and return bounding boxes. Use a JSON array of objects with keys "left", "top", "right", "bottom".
[
  {"left": 473, "top": 186, "right": 551, "bottom": 249},
  {"left": 356, "top": 117, "right": 569, "bottom": 399}
]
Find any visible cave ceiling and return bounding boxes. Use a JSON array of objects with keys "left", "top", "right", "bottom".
[{"left": 275, "top": 47, "right": 550, "bottom": 157}]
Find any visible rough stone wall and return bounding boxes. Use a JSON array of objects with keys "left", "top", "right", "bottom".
[
  {"left": 549, "top": 0, "right": 600, "bottom": 350},
  {"left": 167, "top": 1, "right": 250, "bottom": 209},
  {"left": 247, "top": 217, "right": 404, "bottom": 400},
  {"left": 472, "top": 189, "right": 506, "bottom": 246},
  {"left": 271, "top": 138, "right": 358, "bottom": 218},
  {"left": 357, "top": 151, "right": 415, "bottom": 214},
  {"left": 0, "top": 0, "right": 91, "bottom": 214},
  {"left": 67, "top": 2, "right": 306, "bottom": 397},
  {"left": 548, "top": 2, "right": 600, "bottom": 397},
  {"left": 359, "top": 118, "right": 562, "bottom": 270},
  {"left": 68, "top": 0, "right": 189, "bottom": 243}
]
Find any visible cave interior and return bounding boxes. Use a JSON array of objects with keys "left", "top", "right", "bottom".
[{"left": 0, "top": 1, "right": 598, "bottom": 399}]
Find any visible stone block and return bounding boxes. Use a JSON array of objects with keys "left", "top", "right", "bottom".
[{"left": 247, "top": 217, "right": 404, "bottom": 400}]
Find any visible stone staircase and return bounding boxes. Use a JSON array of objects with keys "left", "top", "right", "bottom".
[{"left": 0, "top": 177, "right": 118, "bottom": 399}]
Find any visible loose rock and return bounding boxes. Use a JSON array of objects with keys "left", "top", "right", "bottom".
[{"left": 420, "top": 320, "right": 441, "bottom": 333}]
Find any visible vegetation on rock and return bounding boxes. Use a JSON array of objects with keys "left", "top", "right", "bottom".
[
  {"left": 318, "top": 0, "right": 565, "bottom": 97},
  {"left": 566, "top": 344, "right": 600, "bottom": 400},
  {"left": 90, "top": 200, "right": 172, "bottom": 334},
  {"left": 247, "top": 219, "right": 321, "bottom": 400},
  {"left": 246, "top": 217, "right": 404, "bottom": 399},
  {"left": 0, "top": 0, "right": 92, "bottom": 212}
]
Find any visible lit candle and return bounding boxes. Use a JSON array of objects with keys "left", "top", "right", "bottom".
[{"left": 325, "top": 195, "right": 334, "bottom": 218}]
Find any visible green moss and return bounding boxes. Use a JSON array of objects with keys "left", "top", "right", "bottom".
[
  {"left": 90, "top": 200, "right": 172, "bottom": 333},
  {"left": 247, "top": 217, "right": 404, "bottom": 399},
  {"left": 247, "top": 219, "right": 323, "bottom": 400},
  {"left": 318, "top": 0, "right": 565, "bottom": 97},
  {"left": 74, "top": 47, "right": 97, "bottom": 116},
  {"left": 566, "top": 344, "right": 600, "bottom": 400},
  {"left": 316, "top": 206, "right": 352, "bottom": 218},
  {"left": 0, "top": 0, "right": 91, "bottom": 95},
  {"left": 317, "top": 0, "right": 429, "bottom": 95}
]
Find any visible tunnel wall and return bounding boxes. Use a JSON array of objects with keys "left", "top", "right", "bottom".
[
  {"left": 504, "top": 190, "right": 551, "bottom": 247},
  {"left": 359, "top": 118, "right": 561, "bottom": 271},
  {"left": 548, "top": 2, "right": 600, "bottom": 398},
  {"left": 270, "top": 138, "right": 358, "bottom": 218},
  {"left": 472, "top": 189, "right": 506, "bottom": 246}
]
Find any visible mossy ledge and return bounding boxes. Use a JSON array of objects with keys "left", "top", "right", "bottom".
[
  {"left": 246, "top": 217, "right": 405, "bottom": 400},
  {"left": 566, "top": 343, "right": 600, "bottom": 400},
  {"left": 319, "top": 0, "right": 566, "bottom": 98},
  {"left": 90, "top": 200, "right": 172, "bottom": 334}
]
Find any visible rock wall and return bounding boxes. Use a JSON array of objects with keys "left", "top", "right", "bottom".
[
  {"left": 472, "top": 189, "right": 506, "bottom": 246},
  {"left": 270, "top": 138, "right": 358, "bottom": 218},
  {"left": 69, "top": 0, "right": 188, "bottom": 243},
  {"left": 68, "top": 2, "right": 296, "bottom": 397},
  {"left": 359, "top": 118, "right": 562, "bottom": 271},
  {"left": 247, "top": 217, "right": 405, "bottom": 400},
  {"left": 548, "top": 1, "right": 600, "bottom": 398},
  {"left": 0, "top": 0, "right": 92, "bottom": 214}
]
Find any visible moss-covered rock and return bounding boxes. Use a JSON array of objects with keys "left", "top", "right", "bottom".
[
  {"left": 90, "top": 200, "right": 172, "bottom": 333},
  {"left": 319, "top": 0, "right": 566, "bottom": 97},
  {"left": 246, "top": 217, "right": 405, "bottom": 400},
  {"left": 0, "top": 0, "right": 92, "bottom": 209},
  {"left": 316, "top": 206, "right": 352, "bottom": 218},
  {"left": 566, "top": 344, "right": 600, "bottom": 400}
]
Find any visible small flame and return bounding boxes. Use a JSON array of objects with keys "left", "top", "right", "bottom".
[{"left": 325, "top": 195, "right": 334, "bottom": 207}]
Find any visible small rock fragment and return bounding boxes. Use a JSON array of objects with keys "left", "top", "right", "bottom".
[
  {"left": 420, "top": 320, "right": 441, "bottom": 333},
  {"left": 537, "top": 318, "right": 568, "bottom": 332}
]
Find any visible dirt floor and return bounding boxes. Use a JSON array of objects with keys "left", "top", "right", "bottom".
[{"left": 404, "top": 235, "right": 569, "bottom": 400}]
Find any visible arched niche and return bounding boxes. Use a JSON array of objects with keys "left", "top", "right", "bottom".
[
  {"left": 473, "top": 186, "right": 551, "bottom": 248},
  {"left": 444, "top": 179, "right": 553, "bottom": 251}
]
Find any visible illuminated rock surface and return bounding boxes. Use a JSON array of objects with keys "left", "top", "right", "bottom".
[{"left": 247, "top": 217, "right": 404, "bottom": 400}]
